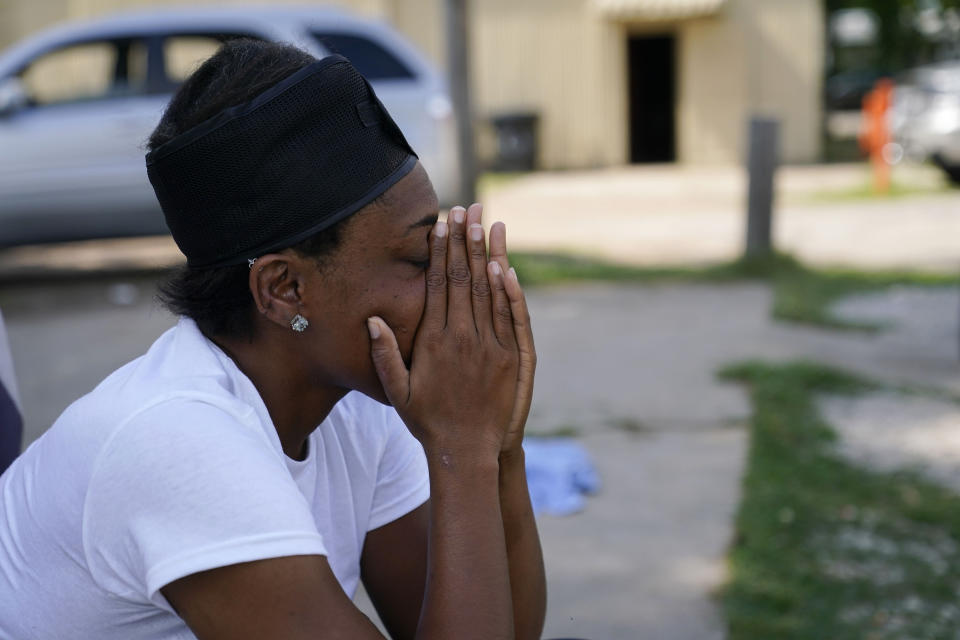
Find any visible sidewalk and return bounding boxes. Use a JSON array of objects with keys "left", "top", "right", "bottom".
[
  {"left": 524, "top": 281, "right": 958, "bottom": 639},
  {"left": 470, "top": 162, "right": 956, "bottom": 638}
]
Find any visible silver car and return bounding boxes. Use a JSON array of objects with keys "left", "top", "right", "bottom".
[
  {"left": 0, "top": 7, "right": 458, "bottom": 247},
  {"left": 890, "top": 60, "right": 960, "bottom": 183}
]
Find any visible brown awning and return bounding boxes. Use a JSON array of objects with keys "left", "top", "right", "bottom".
[{"left": 592, "top": 0, "right": 726, "bottom": 20}]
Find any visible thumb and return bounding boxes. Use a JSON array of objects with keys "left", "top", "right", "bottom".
[{"left": 367, "top": 316, "right": 410, "bottom": 406}]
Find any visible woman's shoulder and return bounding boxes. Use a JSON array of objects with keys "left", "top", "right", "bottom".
[{"left": 39, "top": 320, "right": 264, "bottom": 465}]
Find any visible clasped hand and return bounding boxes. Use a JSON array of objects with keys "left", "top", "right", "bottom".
[{"left": 368, "top": 203, "right": 536, "bottom": 461}]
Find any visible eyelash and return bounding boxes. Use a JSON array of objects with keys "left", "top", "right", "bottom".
[{"left": 410, "top": 259, "right": 430, "bottom": 271}]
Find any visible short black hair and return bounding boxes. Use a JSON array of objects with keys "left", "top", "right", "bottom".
[{"left": 151, "top": 39, "right": 356, "bottom": 340}]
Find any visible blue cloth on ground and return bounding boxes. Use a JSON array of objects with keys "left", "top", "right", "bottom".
[{"left": 523, "top": 437, "right": 600, "bottom": 516}]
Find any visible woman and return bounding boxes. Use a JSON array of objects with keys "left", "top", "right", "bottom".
[{"left": 0, "top": 40, "right": 544, "bottom": 639}]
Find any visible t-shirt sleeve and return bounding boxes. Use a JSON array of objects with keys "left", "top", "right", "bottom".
[
  {"left": 82, "top": 400, "right": 326, "bottom": 610},
  {"left": 367, "top": 406, "right": 429, "bottom": 531}
]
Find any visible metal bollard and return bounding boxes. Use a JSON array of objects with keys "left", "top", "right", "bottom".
[{"left": 745, "top": 116, "right": 780, "bottom": 258}]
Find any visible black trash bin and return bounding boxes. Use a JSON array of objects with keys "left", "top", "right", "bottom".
[{"left": 490, "top": 111, "right": 539, "bottom": 171}]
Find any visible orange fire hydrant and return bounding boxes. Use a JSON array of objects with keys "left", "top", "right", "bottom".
[{"left": 859, "top": 78, "right": 894, "bottom": 194}]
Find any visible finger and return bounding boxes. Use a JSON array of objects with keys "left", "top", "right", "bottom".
[
  {"left": 488, "top": 221, "right": 510, "bottom": 276},
  {"left": 367, "top": 316, "right": 411, "bottom": 407},
  {"left": 445, "top": 206, "right": 473, "bottom": 329},
  {"left": 422, "top": 220, "right": 448, "bottom": 332},
  {"left": 505, "top": 267, "right": 536, "bottom": 426},
  {"left": 465, "top": 200, "right": 482, "bottom": 229},
  {"left": 465, "top": 204, "right": 493, "bottom": 338},
  {"left": 504, "top": 267, "right": 534, "bottom": 351},
  {"left": 487, "top": 260, "right": 514, "bottom": 348}
]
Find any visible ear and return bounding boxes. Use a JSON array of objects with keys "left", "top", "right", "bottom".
[{"left": 248, "top": 253, "right": 309, "bottom": 331}]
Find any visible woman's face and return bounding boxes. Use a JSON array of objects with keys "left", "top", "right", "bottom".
[{"left": 298, "top": 161, "right": 439, "bottom": 404}]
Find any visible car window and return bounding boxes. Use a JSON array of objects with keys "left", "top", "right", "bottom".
[
  {"left": 19, "top": 40, "right": 147, "bottom": 106},
  {"left": 312, "top": 32, "right": 415, "bottom": 81},
  {"left": 163, "top": 35, "right": 228, "bottom": 85},
  {"left": 159, "top": 34, "right": 262, "bottom": 92}
]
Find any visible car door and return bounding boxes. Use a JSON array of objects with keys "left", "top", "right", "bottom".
[{"left": 0, "top": 37, "right": 169, "bottom": 244}]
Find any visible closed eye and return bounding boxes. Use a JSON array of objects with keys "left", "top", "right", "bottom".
[{"left": 409, "top": 259, "right": 430, "bottom": 271}]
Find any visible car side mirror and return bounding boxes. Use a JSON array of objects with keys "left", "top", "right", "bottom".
[{"left": 0, "top": 78, "right": 28, "bottom": 117}]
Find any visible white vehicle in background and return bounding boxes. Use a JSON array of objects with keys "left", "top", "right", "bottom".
[
  {"left": 890, "top": 60, "right": 960, "bottom": 183},
  {"left": 0, "top": 307, "right": 21, "bottom": 474},
  {"left": 0, "top": 7, "right": 458, "bottom": 247}
]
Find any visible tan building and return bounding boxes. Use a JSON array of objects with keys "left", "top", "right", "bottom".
[{"left": 1, "top": 0, "right": 824, "bottom": 169}]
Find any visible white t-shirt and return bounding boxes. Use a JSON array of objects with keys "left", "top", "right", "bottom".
[{"left": 0, "top": 318, "right": 429, "bottom": 640}]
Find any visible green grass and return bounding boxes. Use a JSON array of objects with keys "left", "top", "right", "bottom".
[
  {"left": 510, "top": 251, "right": 958, "bottom": 331},
  {"left": 509, "top": 252, "right": 710, "bottom": 284},
  {"left": 604, "top": 416, "right": 652, "bottom": 435},
  {"left": 751, "top": 255, "right": 957, "bottom": 331},
  {"left": 477, "top": 171, "right": 528, "bottom": 194},
  {"left": 527, "top": 424, "right": 581, "bottom": 438},
  {"left": 719, "top": 361, "right": 960, "bottom": 639},
  {"left": 799, "top": 180, "right": 954, "bottom": 204}
]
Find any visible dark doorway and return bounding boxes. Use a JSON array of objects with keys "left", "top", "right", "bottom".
[{"left": 628, "top": 35, "right": 676, "bottom": 163}]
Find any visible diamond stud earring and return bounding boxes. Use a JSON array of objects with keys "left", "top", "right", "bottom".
[{"left": 290, "top": 314, "right": 309, "bottom": 333}]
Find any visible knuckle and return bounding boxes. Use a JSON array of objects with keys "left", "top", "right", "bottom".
[
  {"left": 495, "top": 303, "right": 513, "bottom": 322},
  {"left": 422, "top": 337, "right": 443, "bottom": 355},
  {"left": 371, "top": 352, "right": 393, "bottom": 372},
  {"left": 426, "top": 271, "right": 446, "bottom": 289},
  {"left": 447, "top": 263, "right": 471, "bottom": 286},
  {"left": 452, "top": 327, "right": 474, "bottom": 350},
  {"left": 471, "top": 279, "right": 491, "bottom": 299},
  {"left": 420, "top": 324, "right": 441, "bottom": 340}
]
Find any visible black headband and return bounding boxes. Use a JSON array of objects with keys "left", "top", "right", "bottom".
[{"left": 146, "top": 55, "right": 418, "bottom": 269}]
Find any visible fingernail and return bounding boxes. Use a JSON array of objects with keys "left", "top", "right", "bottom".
[
  {"left": 489, "top": 260, "right": 502, "bottom": 275},
  {"left": 367, "top": 317, "right": 380, "bottom": 339},
  {"left": 435, "top": 220, "right": 448, "bottom": 237},
  {"left": 452, "top": 208, "right": 465, "bottom": 224},
  {"left": 508, "top": 267, "right": 518, "bottom": 281},
  {"left": 469, "top": 223, "right": 483, "bottom": 242}
]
